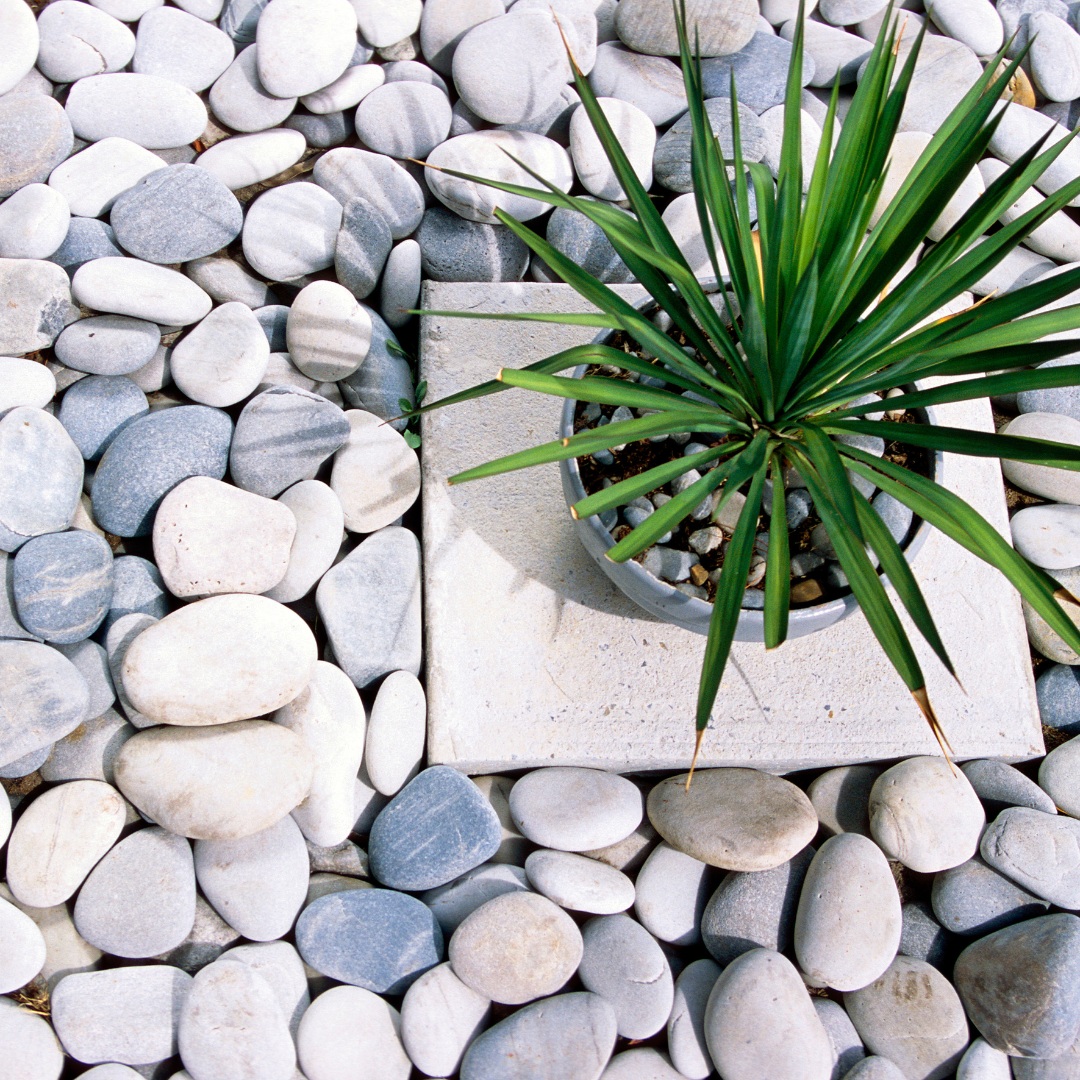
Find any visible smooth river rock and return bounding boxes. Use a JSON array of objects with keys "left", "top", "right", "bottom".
[
  {"left": 113, "top": 720, "right": 315, "bottom": 840},
  {"left": 121, "top": 593, "right": 316, "bottom": 725},
  {"left": 648, "top": 768, "right": 818, "bottom": 871},
  {"left": 981, "top": 806, "right": 1080, "bottom": 908}
]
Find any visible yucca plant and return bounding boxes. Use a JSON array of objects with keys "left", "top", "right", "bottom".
[{"left": 417, "top": 0, "right": 1080, "bottom": 769}]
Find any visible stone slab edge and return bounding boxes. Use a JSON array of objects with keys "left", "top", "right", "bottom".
[{"left": 419, "top": 282, "right": 1042, "bottom": 773}]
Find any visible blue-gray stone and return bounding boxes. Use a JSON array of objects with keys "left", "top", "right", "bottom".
[
  {"left": 701, "top": 32, "right": 816, "bottom": 112},
  {"left": 786, "top": 488, "right": 814, "bottom": 529},
  {"left": 415, "top": 207, "right": 530, "bottom": 283},
  {"left": 220, "top": 0, "right": 270, "bottom": 43},
  {"left": 110, "top": 164, "right": 244, "bottom": 265},
  {"left": 284, "top": 109, "right": 354, "bottom": 148},
  {"left": 0, "top": 639, "right": 91, "bottom": 768},
  {"left": 539, "top": 201, "right": 635, "bottom": 285},
  {"left": 58, "top": 376, "right": 149, "bottom": 462},
  {"left": 254, "top": 305, "right": 290, "bottom": 352},
  {"left": 654, "top": 98, "right": 768, "bottom": 193},
  {"left": 47, "top": 218, "right": 124, "bottom": 279},
  {"left": 368, "top": 766, "right": 502, "bottom": 891},
  {"left": 53, "top": 316, "right": 162, "bottom": 377},
  {"left": 1011, "top": 1036, "right": 1080, "bottom": 1079},
  {"left": 700, "top": 846, "right": 814, "bottom": 966},
  {"left": 338, "top": 308, "right": 413, "bottom": 432},
  {"left": 898, "top": 900, "right": 953, "bottom": 971},
  {"left": 13, "top": 531, "right": 114, "bottom": 645},
  {"left": 335, "top": 195, "right": 393, "bottom": 300},
  {"left": 0, "top": 94, "right": 74, "bottom": 198},
  {"left": 101, "top": 555, "right": 169, "bottom": 637},
  {"left": 1037, "top": 663, "right": 1080, "bottom": 733},
  {"left": 871, "top": 490, "right": 914, "bottom": 545},
  {"left": 460, "top": 993, "right": 618, "bottom": 1080},
  {"left": 91, "top": 405, "right": 233, "bottom": 538},
  {"left": 316, "top": 526, "right": 421, "bottom": 689},
  {"left": 954, "top": 913, "right": 1080, "bottom": 1059},
  {"left": 931, "top": 856, "right": 1050, "bottom": 937},
  {"left": 0, "top": 743, "right": 52, "bottom": 778},
  {"left": 0, "top": 407, "right": 84, "bottom": 553},
  {"left": 960, "top": 759, "right": 1058, "bottom": 815},
  {"left": 982, "top": 807, "right": 1080, "bottom": 908},
  {"left": 229, "top": 386, "right": 351, "bottom": 499},
  {"left": 295, "top": 888, "right": 443, "bottom": 994},
  {"left": 1017, "top": 358, "right": 1080, "bottom": 422}
]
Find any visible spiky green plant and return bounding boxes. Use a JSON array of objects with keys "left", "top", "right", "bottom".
[{"left": 417, "top": 0, "right": 1080, "bottom": 765}]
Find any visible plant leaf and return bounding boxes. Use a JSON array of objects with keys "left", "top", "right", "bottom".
[{"left": 764, "top": 456, "right": 790, "bottom": 648}]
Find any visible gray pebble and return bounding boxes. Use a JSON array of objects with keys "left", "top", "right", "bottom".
[
  {"left": 871, "top": 490, "right": 913, "bottom": 545},
  {"left": 701, "top": 846, "right": 814, "bottom": 965},
  {"left": 296, "top": 887, "right": 443, "bottom": 994},
  {"left": 90, "top": 405, "right": 233, "bottom": 538},
  {"left": 110, "top": 165, "right": 243, "bottom": 265},
  {"left": 654, "top": 98, "right": 768, "bottom": 193},
  {"left": 807, "top": 764, "right": 881, "bottom": 837},
  {"left": 701, "top": 32, "right": 815, "bottom": 112},
  {"left": 316, "top": 526, "right": 422, "bottom": 688},
  {"left": 815, "top": 998, "right": 866, "bottom": 1080},
  {"left": 102, "top": 555, "right": 168, "bottom": 636},
  {"left": 843, "top": 956, "right": 968, "bottom": 1080},
  {"left": 1017, "top": 358, "right": 1080, "bottom": 422},
  {"left": 542, "top": 201, "right": 635, "bottom": 284},
  {"left": 50, "top": 965, "right": 192, "bottom": 1067},
  {"left": 0, "top": 258, "right": 77, "bottom": 356},
  {"left": 982, "top": 806, "right": 1080, "bottom": 907},
  {"left": 242, "top": 181, "right": 342, "bottom": 282},
  {"left": 132, "top": 6, "right": 236, "bottom": 93},
  {"left": 254, "top": 305, "right": 290, "bottom": 352},
  {"left": 285, "top": 108, "right": 354, "bottom": 148},
  {"left": 842, "top": 1059, "right": 908, "bottom": 1080},
  {"left": 667, "top": 958, "right": 721, "bottom": 1080},
  {"left": 194, "top": 815, "right": 310, "bottom": 942},
  {"left": 55, "top": 317, "right": 161, "bottom": 378},
  {"left": 354, "top": 81, "right": 452, "bottom": 159},
  {"left": 1040, "top": 736, "right": 1080, "bottom": 816},
  {"left": 50, "top": 639, "right": 114, "bottom": 721},
  {"left": 954, "top": 913, "right": 1080, "bottom": 1059},
  {"left": 460, "top": 993, "right": 617, "bottom": 1080},
  {"left": 220, "top": 0, "right": 269, "bottom": 43},
  {"left": 183, "top": 257, "right": 277, "bottom": 309},
  {"left": 64, "top": 73, "right": 208, "bottom": 150},
  {"left": 579, "top": 913, "right": 674, "bottom": 1039},
  {"left": 48, "top": 219, "right": 124, "bottom": 280},
  {"left": 74, "top": 826, "right": 196, "bottom": 958},
  {"left": 899, "top": 900, "right": 953, "bottom": 970},
  {"left": 13, "top": 531, "right": 113, "bottom": 644},
  {"left": 338, "top": 309, "right": 413, "bottom": 430},
  {"left": 58, "top": 376, "right": 149, "bottom": 461},
  {"left": 313, "top": 147, "right": 426, "bottom": 239},
  {"left": 932, "top": 855, "right": 1049, "bottom": 936},
  {"left": 415, "top": 206, "right": 530, "bottom": 282},
  {"left": 0, "top": 407, "right": 83, "bottom": 551},
  {"left": 0, "top": 640, "right": 91, "bottom": 769},
  {"left": 0, "top": 94, "right": 74, "bottom": 198},
  {"left": 155, "top": 893, "right": 242, "bottom": 975},
  {"left": 634, "top": 842, "right": 711, "bottom": 946},
  {"left": 40, "top": 708, "right": 133, "bottom": 786},
  {"left": 961, "top": 758, "right": 1057, "bottom": 814},
  {"left": 380, "top": 238, "right": 421, "bottom": 328},
  {"left": 368, "top": 765, "right": 502, "bottom": 891},
  {"left": 229, "top": 386, "right": 351, "bottom": 499},
  {"left": 335, "top": 195, "right": 393, "bottom": 300},
  {"left": 209, "top": 45, "right": 296, "bottom": 134},
  {"left": 421, "top": 862, "right": 531, "bottom": 936}
]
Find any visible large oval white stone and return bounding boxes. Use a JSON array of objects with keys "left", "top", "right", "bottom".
[
  {"left": 114, "top": 720, "right": 315, "bottom": 840},
  {"left": 121, "top": 594, "right": 317, "bottom": 726}
]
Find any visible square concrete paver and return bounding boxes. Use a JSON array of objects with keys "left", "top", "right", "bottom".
[{"left": 420, "top": 282, "right": 1043, "bottom": 773}]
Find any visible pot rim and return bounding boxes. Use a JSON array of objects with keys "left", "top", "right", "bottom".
[{"left": 558, "top": 281, "right": 944, "bottom": 630}]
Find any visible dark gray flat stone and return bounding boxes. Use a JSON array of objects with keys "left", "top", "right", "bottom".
[
  {"left": 931, "top": 855, "right": 1050, "bottom": 936},
  {"left": 335, "top": 195, "right": 393, "bottom": 300},
  {"left": 954, "top": 913, "right": 1080, "bottom": 1059},
  {"left": 368, "top": 765, "right": 502, "bottom": 891},
  {"left": 701, "top": 32, "right": 816, "bottom": 112},
  {"left": 91, "top": 405, "right": 233, "bottom": 537},
  {"left": 101, "top": 555, "right": 169, "bottom": 637},
  {"left": 415, "top": 207, "right": 529, "bottom": 283},
  {"left": 295, "top": 887, "right": 443, "bottom": 994},
  {"left": 47, "top": 218, "right": 124, "bottom": 279}
]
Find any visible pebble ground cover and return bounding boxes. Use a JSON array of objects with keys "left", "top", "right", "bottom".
[{"left": 6, "top": 0, "right": 1080, "bottom": 1078}]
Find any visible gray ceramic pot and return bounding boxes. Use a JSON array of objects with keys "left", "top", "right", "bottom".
[{"left": 557, "top": 289, "right": 942, "bottom": 642}]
